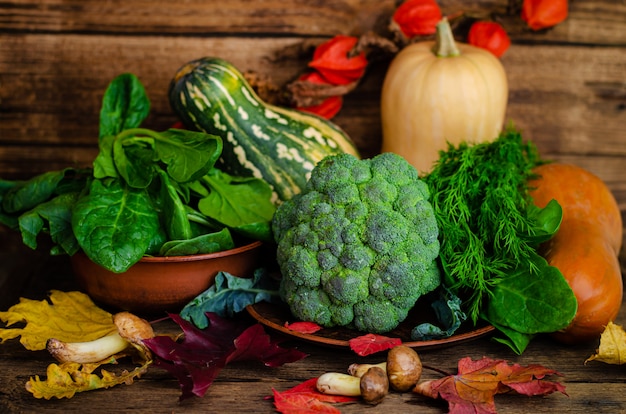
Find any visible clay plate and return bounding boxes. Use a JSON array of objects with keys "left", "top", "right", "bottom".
[{"left": 247, "top": 298, "right": 495, "bottom": 350}]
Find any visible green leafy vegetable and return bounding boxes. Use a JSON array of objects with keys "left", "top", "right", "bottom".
[
  {"left": 482, "top": 252, "right": 577, "bottom": 335},
  {"left": 411, "top": 288, "right": 466, "bottom": 341},
  {"left": 158, "top": 227, "right": 234, "bottom": 256},
  {"left": 197, "top": 169, "right": 276, "bottom": 241},
  {"left": 180, "top": 268, "right": 280, "bottom": 328},
  {"left": 98, "top": 72, "right": 150, "bottom": 139},
  {"left": 18, "top": 192, "right": 81, "bottom": 256},
  {"left": 72, "top": 178, "right": 161, "bottom": 273},
  {"left": 158, "top": 170, "right": 193, "bottom": 241},
  {"left": 424, "top": 129, "right": 548, "bottom": 318},
  {"left": 2, "top": 170, "right": 69, "bottom": 214},
  {"left": 0, "top": 73, "right": 276, "bottom": 274},
  {"left": 423, "top": 128, "right": 576, "bottom": 353}
]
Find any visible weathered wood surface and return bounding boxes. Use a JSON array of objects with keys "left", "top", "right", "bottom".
[
  {"left": 1, "top": 2, "right": 626, "bottom": 412},
  {"left": 1, "top": 0, "right": 625, "bottom": 191},
  {"left": 0, "top": 236, "right": 626, "bottom": 413}
]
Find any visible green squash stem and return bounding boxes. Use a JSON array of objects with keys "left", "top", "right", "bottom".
[{"left": 432, "top": 18, "right": 460, "bottom": 58}]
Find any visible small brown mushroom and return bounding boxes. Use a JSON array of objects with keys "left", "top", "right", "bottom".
[
  {"left": 348, "top": 345, "right": 422, "bottom": 392},
  {"left": 359, "top": 366, "right": 389, "bottom": 405},
  {"left": 386, "top": 345, "right": 423, "bottom": 391}
]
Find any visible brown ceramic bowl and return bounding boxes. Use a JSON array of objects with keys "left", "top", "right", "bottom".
[{"left": 70, "top": 241, "right": 265, "bottom": 315}]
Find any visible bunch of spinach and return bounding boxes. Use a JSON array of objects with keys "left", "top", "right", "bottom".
[
  {"left": 423, "top": 128, "right": 578, "bottom": 354},
  {"left": 0, "top": 73, "right": 276, "bottom": 274}
]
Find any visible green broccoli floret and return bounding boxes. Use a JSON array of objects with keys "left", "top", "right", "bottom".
[{"left": 272, "top": 152, "right": 441, "bottom": 334}]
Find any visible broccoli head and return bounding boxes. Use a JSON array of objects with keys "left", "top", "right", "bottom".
[{"left": 272, "top": 152, "right": 441, "bottom": 334}]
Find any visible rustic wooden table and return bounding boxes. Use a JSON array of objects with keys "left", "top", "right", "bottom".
[{"left": 1, "top": 236, "right": 625, "bottom": 414}]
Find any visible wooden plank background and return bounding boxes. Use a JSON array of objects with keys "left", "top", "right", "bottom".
[{"left": 1, "top": 0, "right": 625, "bottom": 214}]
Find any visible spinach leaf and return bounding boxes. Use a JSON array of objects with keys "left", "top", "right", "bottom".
[
  {"left": 0, "top": 179, "right": 20, "bottom": 228},
  {"left": 113, "top": 132, "right": 157, "bottom": 188},
  {"left": 523, "top": 199, "right": 563, "bottom": 245},
  {"left": 198, "top": 169, "right": 276, "bottom": 241},
  {"left": 93, "top": 135, "right": 118, "bottom": 179},
  {"left": 180, "top": 268, "right": 280, "bottom": 328},
  {"left": 158, "top": 227, "right": 234, "bottom": 256},
  {"left": 18, "top": 192, "right": 81, "bottom": 256},
  {"left": 155, "top": 129, "right": 222, "bottom": 183},
  {"left": 159, "top": 170, "right": 192, "bottom": 241},
  {"left": 488, "top": 321, "right": 535, "bottom": 356},
  {"left": 410, "top": 288, "right": 467, "bottom": 341},
  {"left": 99, "top": 73, "right": 150, "bottom": 139},
  {"left": 2, "top": 170, "right": 68, "bottom": 214},
  {"left": 481, "top": 252, "right": 577, "bottom": 335},
  {"left": 72, "top": 178, "right": 160, "bottom": 273}
]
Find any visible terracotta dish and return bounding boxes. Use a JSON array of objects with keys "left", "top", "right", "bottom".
[
  {"left": 247, "top": 300, "right": 495, "bottom": 350},
  {"left": 71, "top": 241, "right": 264, "bottom": 315}
]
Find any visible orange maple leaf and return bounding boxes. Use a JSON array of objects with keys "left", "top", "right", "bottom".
[{"left": 414, "top": 356, "right": 567, "bottom": 414}]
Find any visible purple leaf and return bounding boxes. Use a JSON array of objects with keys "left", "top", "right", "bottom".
[{"left": 143, "top": 312, "right": 307, "bottom": 400}]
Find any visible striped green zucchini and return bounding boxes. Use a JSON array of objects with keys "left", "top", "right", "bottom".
[{"left": 169, "top": 57, "right": 360, "bottom": 202}]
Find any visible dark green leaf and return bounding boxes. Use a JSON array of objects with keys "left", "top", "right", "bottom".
[
  {"left": 72, "top": 178, "right": 160, "bottom": 273},
  {"left": 158, "top": 227, "right": 234, "bottom": 256},
  {"left": 155, "top": 129, "right": 223, "bottom": 183},
  {"left": 0, "top": 179, "right": 19, "bottom": 228},
  {"left": 180, "top": 268, "right": 280, "bottom": 328},
  {"left": 18, "top": 192, "right": 81, "bottom": 255},
  {"left": 482, "top": 252, "right": 577, "bottom": 335},
  {"left": 410, "top": 288, "right": 467, "bottom": 340},
  {"left": 158, "top": 170, "right": 192, "bottom": 241},
  {"left": 2, "top": 170, "right": 68, "bottom": 214},
  {"left": 93, "top": 135, "right": 118, "bottom": 179},
  {"left": 198, "top": 169, "right": 275, "bottom": 236},
  {"left": 113, "top": 133, "right": 156, "bottom": 188},
  {"left": 232, "top": 221, "right": 273, "bottom": 242},
  {"left": 99, "top": 73, "right": 150, "bottom": 139},
  {"left": 486, "top": 320, "right": 535, "bottom": 355},
  {"left": 523, "top": 199, "right": 563, "bottom": 245}
]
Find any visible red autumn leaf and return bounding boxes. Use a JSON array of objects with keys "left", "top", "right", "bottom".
[
  {"left": 521, "top": 0, "right": 568, "bottom": 31},
  {"left": 284, "top": 320, "right": 324, "bottom": 334},
  {"left": 273, "top": 388, "right": 341, "bottom": 414},
  {"left": 392, "top": 0, "right": 442, "bottom": 38},
  {"left": 413, "top": 356, "right": 567, "bottom": 414},
  {"left": 467, "top": 21, "right": 511, "bottom": 58},
  {"left": 308, "top": 35, "right": 368, "bottom": 85},
  {"left": 143, "top": 313, "right": 307, "bottom": 400},
  {"left": 349, "top": 333, "right": 403, "bottom": 356}
]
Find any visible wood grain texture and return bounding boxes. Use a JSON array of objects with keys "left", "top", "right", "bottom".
[
  {"left": 0, "top": 2, "right": 624, "bottom": 201},
  {"left": 0, "top": 241, "right": 625, "bottom": 413}
]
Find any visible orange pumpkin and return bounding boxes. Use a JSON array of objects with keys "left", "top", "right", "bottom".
[{"left": 529, "top": 163, "right": 623, "bottom": 344}]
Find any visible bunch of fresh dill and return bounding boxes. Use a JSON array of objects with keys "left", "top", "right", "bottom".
[{"left": 423, "top": 128, "right": 545, "bottom": 323}]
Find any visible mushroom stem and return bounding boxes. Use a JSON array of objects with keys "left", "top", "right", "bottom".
[
  {"left": 316, "top": 372, "right": 362, "bottom": 396},
  {"left": 46, "top": 311, "right": 155, "bottom": 364},
  {"left": 47, "top": 333, "right": 129, "bottom": 364}
]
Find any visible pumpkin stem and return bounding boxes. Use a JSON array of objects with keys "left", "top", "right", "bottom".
[{"left": 432, "top": 18, "right": 460, "bottom": 58}]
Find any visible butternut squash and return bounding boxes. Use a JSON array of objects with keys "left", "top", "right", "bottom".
[
  {"left": 529, "top": 163, "right": 623, "bottom": 344},
  {"left": 380, "top": 18, "right": 508, "bottom": 174}
]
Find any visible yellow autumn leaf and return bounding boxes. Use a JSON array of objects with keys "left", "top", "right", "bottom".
[
  {"left": 0, "top": 290, "right": 117, "bottom": 351},
  {"left": 26, "top": 360, "right": 151, "bottom": 399},
  {"left": 585, "top": 321, "right": 626, "bottom": 365}
]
